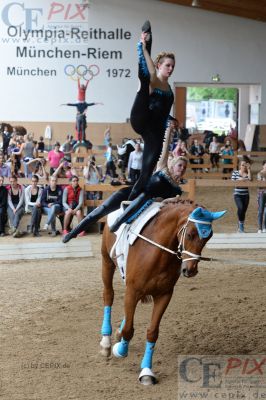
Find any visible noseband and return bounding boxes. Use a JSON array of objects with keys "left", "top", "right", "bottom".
[
  {"left": 176, "top": 217, "right": 211, "bottom": 261},
  {"left": 131, "top": 216, "right": 211, "bottom": 263}
]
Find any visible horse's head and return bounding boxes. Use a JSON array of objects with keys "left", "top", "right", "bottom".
[{"left": 178, "top": 206, "right": 226, "bottom": 278}]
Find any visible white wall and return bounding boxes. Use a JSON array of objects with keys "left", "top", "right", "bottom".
[{"left": 1, "top": 0, "right": 266, "bottom": 125}]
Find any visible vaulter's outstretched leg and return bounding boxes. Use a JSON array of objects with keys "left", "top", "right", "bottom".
[
  {"left": 110, "top": 192, "right": 151, "bottom": 233},
  {"left": 130, "top": 21, "right": 152, "bottom": 136},
  {"left": 62, "top": 186, "right": 132, "bottom": 243}
]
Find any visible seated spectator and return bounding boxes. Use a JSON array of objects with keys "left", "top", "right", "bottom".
[
  {"left": 52, "top": 160, "right": 77, "bottom": 179},
  {"left": 189, "top": 139, "right": 204, "bottom": 170},
  {"left": 83, "top": 157, "right": 103, "bottom": 213},
  {"left": 60, "top": 134, "right": 74, "bottom": 162},
  {"left": 37, "top": 136, "right": 45, "bottom": 152},
  {"left": 27, "top": 158, "right": 49, "bottom": 181},
  {"left": 0, "top": 176, "right": 8, "bottom": 236},
  {"left": 127, "top": 142, "right": 143, "bottom": 184},
  {"left": 25, "top": 175, "right": 43, "bottom": 236},
  {"left": 41, "top": 176, "right": 63, "bottom": 237},
  {"left": 7, "top": 175, "right": 25, "bottom": 237},
  {"left": 48, "top": 142, "right": 64, "bottom": 175},
  {"left": 62, "top": 176, "right": 84, "bottom": 236},
  {"left": 172, "top": 141, "right": 189, "bottom": 158},
  {"left": 170, "top": 119, "right": 190, "bottom": 148},
  {"left": 220, "top": 141, "right": 234, "bottom": 173},
  {"left": 0, "top": 154, "right": 11, "bottom": 178},
  {"left": 16, "top": 133, "right": 37, "bottom": 178}
]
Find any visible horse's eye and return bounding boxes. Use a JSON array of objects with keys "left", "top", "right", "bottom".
[{"left": 187, "top": 232, "right": 194, "bottom": 240}]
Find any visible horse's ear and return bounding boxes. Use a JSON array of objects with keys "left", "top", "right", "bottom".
[
  {"left": 191, "top": 207, "right": 204, "bottom": 218},
  {"left": 210, "top": 210, "right": 227, "bottom": 221}
]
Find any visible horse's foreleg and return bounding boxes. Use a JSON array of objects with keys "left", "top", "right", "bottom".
[
  {"left": 112, "top": 288, "right": 138, "bottom": 358},
  {"left": 100, "top": 256, "right": 116, "bottom": 357},
  {"left": 139, "top": 291, "right": 173, "bottom": 385}
]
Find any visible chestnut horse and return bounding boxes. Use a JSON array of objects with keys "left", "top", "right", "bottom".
[{"left": 99, "top": 200, "right": 226, "bottom": 384}]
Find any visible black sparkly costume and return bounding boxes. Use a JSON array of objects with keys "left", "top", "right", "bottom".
[{"left": 62, "top": 21, "right": 177, "bottom": 242}]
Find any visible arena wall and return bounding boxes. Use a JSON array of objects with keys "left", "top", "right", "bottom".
[{"left": 1, "top": 0, "right": 266, "bottom": 138}]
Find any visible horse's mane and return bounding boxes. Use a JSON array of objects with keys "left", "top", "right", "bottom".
[{"left": 160, "top": 198, "right": 204, "bottom": 209}]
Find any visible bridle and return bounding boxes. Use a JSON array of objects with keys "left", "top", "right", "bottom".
[{"left": 130, "top": 216, "right": 212, "bottom": 263}]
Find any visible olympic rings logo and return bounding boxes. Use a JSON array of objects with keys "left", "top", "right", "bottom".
[{"left": 64, "top": 64, "right": 100, "bottom": 81}]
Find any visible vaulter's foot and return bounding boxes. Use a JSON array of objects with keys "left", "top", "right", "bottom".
[
  {"left": 141, "top": 20, "right": 152, "bottom": 54},
  {"left": 142, "top": 20, "right": 151, "bottom": 34},
  {"left": 62, "top": 231, "right": 77, "bottom": 243}
]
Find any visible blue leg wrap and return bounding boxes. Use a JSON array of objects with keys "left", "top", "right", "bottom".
[
  {"left": 137, "top": 42, "right": 150, "bottom": 78},
  {"left": 140, "top": 341, "right": 156, "bottom": 369},
  {"left": 117, "top": 338, "right": 129, "bottom": 357},
  {"left": 101, "top": 306, "right": 112, "bottom": 336},
  {"left": 119, "top": 318, "right": 126, "bottom": 333}
]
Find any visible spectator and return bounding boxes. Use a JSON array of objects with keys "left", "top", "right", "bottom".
[
  {"left": 37, "top": 136, "right": 45, "bottom": 153},
  {"left": 209, "top": 136, "right": 220, "bottom": 170},
  {"left": 1, "top": 126, "right": 12, "bottom": 157},
  {"left": 257, "top": 160, "right": 266, "bottom": 233},
  {"left": 7, "top": 175, "right": 25, "bottom": 237},
  {"left": 0, "top": 154, "right": 12, "bottom": 178},
  {"left": 83, "top": 157, "right": 103, "bottom": 213},
  {"left": 221, "top": 141, "right": 234, "bottom": 174},
  {"left": 103, "top": 126, "right": 112, "bottom": 146},
  {"left": 25, "top": 174, "right": 43, "bottom": 236},
  {"left": 117, "top": 138, "right": 135, "bottom": 177},
  {"left": 105, "top": 142, "right": 117, "bottom": 180},
  {"left": 189, "top": 139, "right": 204, "bottom": 171},
  {"left": 16, "top": 133, "right": 37, "bottom": 178},
  {"left": 231, "top": 158, "right": 252, "bottom": 233},
  {"left": 170, "top": 119, "right": 189, "bottom": 148},
  {"left": 52, "top": 160, "right": 75, "bottom": 179},
  {"left": 127, "top": 142, "right": 143, "bottom": 184},
  {"left": 41, "top": 176, "right": 63, "bottom": 237},
  {"left": 172, "top": 141, "right": 189, "bottom": 158},
  {"left": 0, "top": 176, "right": 8, "bottom": 236},
  {"left": 62, "top": 176, "right": 84, "bottom": 235},
  {"left": 48, "top": 142, "right": 64, "bottom": 175},
  {"left": 27, "top": 158, "right": 49, "bottom": 181},
  {"left": 60, "top": 134, "right": 74, "bottom": 162}
]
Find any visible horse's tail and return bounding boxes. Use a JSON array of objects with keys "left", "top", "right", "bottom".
[{"left": 140, "top": 295, "right": 153, "bottom": 304}]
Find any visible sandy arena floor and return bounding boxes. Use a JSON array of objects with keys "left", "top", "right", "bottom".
[{"left": 0, "top": 187, "right": 266, "bottom": 400}]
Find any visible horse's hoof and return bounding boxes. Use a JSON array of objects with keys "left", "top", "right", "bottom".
[
  {"left": 115, "top": 328, "right": 122, "bottom": 342},
  {"left": 138, "top": 368, "right": 158, "bottom": 385},
  {"left": 112, "top": 342, "right": 128, "bottom": 358},
  {"left": 100, "top": 336, "right": 111, "bottom": 357},
  {"left": 100, "top": 346, "right": 111, "bottom": 357}
]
